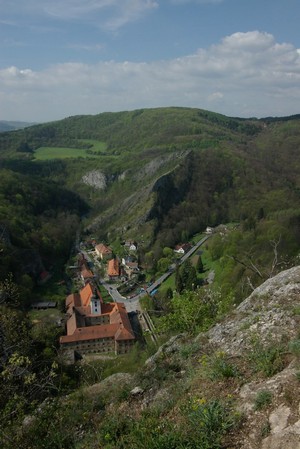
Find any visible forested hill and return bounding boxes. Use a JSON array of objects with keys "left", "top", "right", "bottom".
[
  {"left": 1, "top": 107, "right": 300, "bottom": 298},
  {"left": 2, "top": 107, "right": 300, "bottom": 448},
  {"left": 0, "top": 107, "right": 261, "bottom": 155}
]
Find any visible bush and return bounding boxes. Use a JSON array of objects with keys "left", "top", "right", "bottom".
[
  {"left": 254, "top": 390, "right": 272, "bottom": 410},
  {"left": 185, "top": 398, "right": 241, "bottom": 449},
  {"left": 289, "top": 339, "right": 300, "bottom": 358},
  {"left": 207, "top": 352, "right": 239, "bottom": 380},
  {"left": 248, "top": 341, "right": 285, "bottom": 377}
]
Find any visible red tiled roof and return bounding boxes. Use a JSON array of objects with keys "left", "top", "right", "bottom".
[
  {"left": 81, "top": 263, "right": 94, "bottom": 280},
  {"left": 66, "top": 311, "right": 78, "bottom": 336},
  {"left": 101, "top": 303, "right": 115, "bottom": 314},
  {"left": 66, "top": 293, "right": 77, "bottom": 309},
  {"left": 174, "top": 243, "right": 191, "bottom": 252},
  {"left": 66, "top": 283, "right": 102, "bottom": 313},
  {"left": 60, "top": 299, "right": 135, "bottom": 345},
  {"left": 110, "top": 303, "right": 135, "bottom": 340},
  {"left": 95, "top": 243, "right": 112, "bottom": 255},
  {"left": 107, "top": 258, "right": 120, "bottom": 277},
  {"left": 80, "top": 282, "right": 94, "bottom": 307},
  {"left": 60, "top": 323, "right": 119, "bottom": 343}
]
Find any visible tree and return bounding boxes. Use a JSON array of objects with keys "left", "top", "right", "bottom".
[
  {"left": 175, "top": 264, "right": 183, "bottom": 294},
  {"left": 162, "top": 247, "right": 173, "bottom": 258},
  {"left": 0, "top": 306, "right": 31, "bottom": 367},
  {"left": 257, "top": 207, "right": 265, "bottom": 220},
  {"left": 179, "top": 259, "right": 197, "bottom": 290},
  {"left": 157, "top": 257, "right": 170, "bottom": 274},
  {"left": 196, "top": 255, "right": 204, "bottom": 273},
  {"left": 16, "top": 142, "right": 33, "bottom": 153},
  {"left": 0, "top": 274, "right": 20, "bottom": 308},
  {"left": 158, "top": 288, "right": 221, "bottom": 334}
]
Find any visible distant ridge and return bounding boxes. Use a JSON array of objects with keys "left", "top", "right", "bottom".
[{"left": 0, "top": 120, "right": 36, "bottom": 132}]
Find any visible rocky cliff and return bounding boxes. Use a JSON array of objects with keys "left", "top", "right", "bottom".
[
  {"left": 96, "top": 266, "right": 300, "bottom": 448},
  {"left": 21, "top": 266, "right": 300, "bottom": 449}
]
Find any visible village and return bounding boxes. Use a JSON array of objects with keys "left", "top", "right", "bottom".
[{"left": 59, "top": 229, "right": 213, "bottom": 361}]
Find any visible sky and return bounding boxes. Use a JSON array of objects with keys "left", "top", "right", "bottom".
[{"left": 1, "top": 0, "right": 300, "bottom": 122}]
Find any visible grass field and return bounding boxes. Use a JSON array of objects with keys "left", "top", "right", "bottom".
[
  {"left": 29, "top": 307, "right": 63, "bottom": 325},
  {"left": 34, "top": 140, "right": 107, "bottom": 160},
  {"left": 34, "top": 147, "right": 93, "bottom": 160}
]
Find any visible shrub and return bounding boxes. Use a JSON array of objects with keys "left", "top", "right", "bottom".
[
  {"left": 254, "top": 390, "right": 272, "bottom": 410},
  {"left": 179, "top": 341, "right": 201, "bottom": 359},
  {"left": 289, "top": 339, "right": 300, "bottom": 358},
  {"left": 185, "top": 398, "right": 241, "bottom": 449},
  {"left": 261, "top": 420, "right": 271, "bottom": 437},
  {"left": 208, "top": 352, "right": 239, "bottom": 380},
  {"left": 248, "top": 340, "right": 285, "bottom": 377}
]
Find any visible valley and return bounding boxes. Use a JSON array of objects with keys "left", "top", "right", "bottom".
[{"left": 1, "top": 107, "right": 300, "bottom": 448}]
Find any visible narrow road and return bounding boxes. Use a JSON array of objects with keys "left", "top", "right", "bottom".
[
  {"left": 81, "top": 235, "right": 210, "bottom": 312},
  {"left": 145, "top": 235, "right": 210, "bottom": 296}
]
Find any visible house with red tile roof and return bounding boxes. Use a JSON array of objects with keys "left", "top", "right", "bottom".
[
  {"left": 95, "top": 243, "right": 113, "bottom": 260},
  {"left": 107, "top": 258, "right": 120, "bottom": 280},
  {"left": 60, "top": 282, "right": 135, "bottom": 357},
  {"left": 80, "top": 262, "right": 94, "bottom": 284}
]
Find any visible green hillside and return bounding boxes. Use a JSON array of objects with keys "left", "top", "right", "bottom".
[
  {"left": 1, "top": 107, "right": 300, "bottom": 448},
  {"left": 1, "top": 107, "right": 300, "bottom": 286}
]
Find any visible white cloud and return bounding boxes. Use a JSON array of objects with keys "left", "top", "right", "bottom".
[
  {"left": 208, "top": 91, "right": 224, "bottom": 101},
  {"left": 1, "top": 31, "right": 300, "bottom": 121},
  {"left": 102, "top": 0, "right": 158, "bottom": 31},
  {"left": 67, "top": 43, "right": 106, "bottom": 52},
  {"left": 0, "top": 0, "right": 158, "bottom": 30}
]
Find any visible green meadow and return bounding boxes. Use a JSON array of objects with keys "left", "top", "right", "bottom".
[
  {"left": 34, "top": 140, "right": 107, "bottom": 160},
  {"left": 34, "top": 147, "right": 90, "bottom": 160}
]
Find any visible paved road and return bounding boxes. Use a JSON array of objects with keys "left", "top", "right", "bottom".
[
  {"left": 145, "top": 235, "right": 210, "bottom": 296},
  {"left": 80, "top": 235, "right": 210, "bottom": 312}
]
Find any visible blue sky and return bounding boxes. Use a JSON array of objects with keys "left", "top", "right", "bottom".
[{"left": 1, "top": 0, "right": 300, "bottom": 122}]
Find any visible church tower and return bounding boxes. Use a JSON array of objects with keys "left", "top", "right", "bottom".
[{"left": 90, "top": 288, "right": 102, "bottom": 315}]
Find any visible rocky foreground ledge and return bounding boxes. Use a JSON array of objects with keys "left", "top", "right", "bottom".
[
  {"left": 37, "top": 266, "right": 300, "bottom": 449},
  {"left": 203, "top": 266, "right": 300, "bottom": 449}
]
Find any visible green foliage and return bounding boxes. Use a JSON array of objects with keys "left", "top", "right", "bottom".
[
  {"left": 175, "top": 259, "right": 198, "bottom": 293},
  {"left": 261, "top": 420, "right": 271, "bottom": 438},
  {"left": 288, "top": 339, "right": 300, "bottom": 358},
  {"left": 0, "top": 274, "right": 20, "bottom": 307},
  {"left": 34, "top": 146, "right": 103, "bottom": 160},
  {"left": 205, "top": 352, "right": 240, "bottom": 380},
  {"left": 204, "top": 215, "right": 300, "bottom": 303},
  {"left": 16, "top": 141, "right": 33, "bottom": 153},
  {"left": 1, "top": 109, "right": 300, "bottom": 303},
  {"left": 95, "top": 396, "right": 240, "bottom": 449},
  {"left": 0, "top": 169, "right": 87, "bottom": 287},
  {"left": 158, "top": 288, "right": 222, "bottom": 334},
  {"left": 162, "top": 246, "right": 173, "bottom": 258},
  {"left": 10, "top": 393, "right": 105, "bottom": 449},
  {"left": 185, "top": 398, "right": 240, "bottom": 449},
  {"left": 248, "top": 340, "right": 285, "bottom": 377},
  {"left": 196, "top": 254, "right": 204, "bottom": 273},
  {"left": 99, "top": 410, "right": 186, "bottom": 449},
  {"left": 254, "top": 390, "right": 273, "bottom": 410},
  {"left": 179, "top": 341, "right": 201, "bottom": 359},
  {"left": 157, "top": 257, "right": 170, "bottom": 274},
  {"left": 4, "top": 108, "right": 300, "bottom": 448}
]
